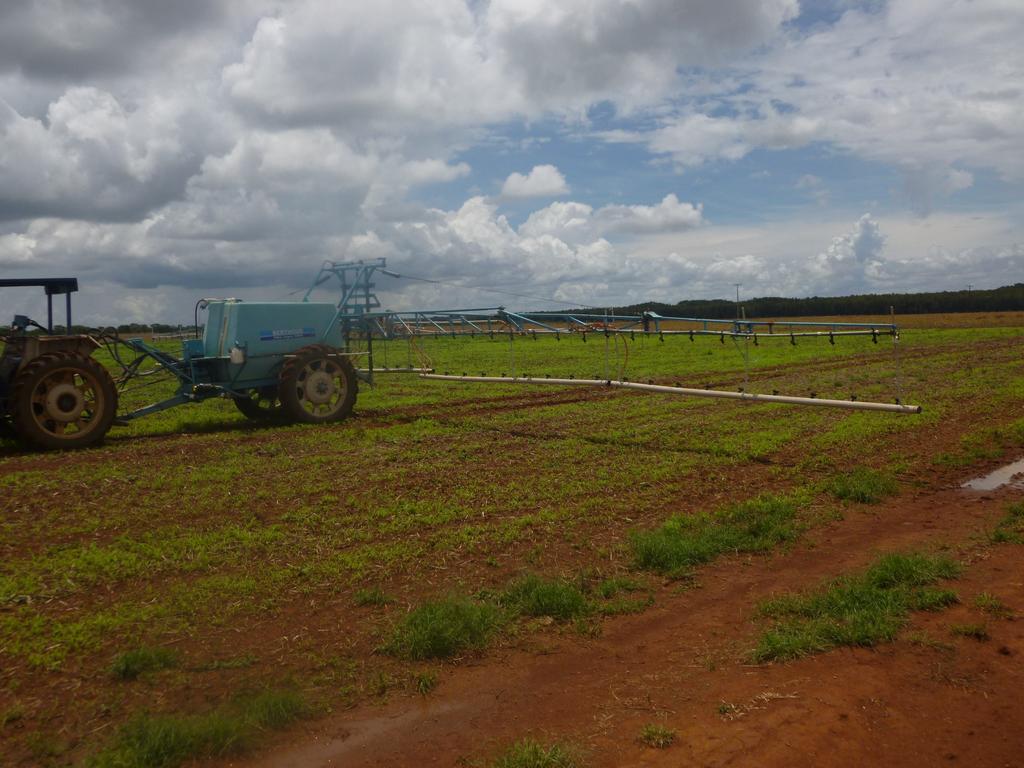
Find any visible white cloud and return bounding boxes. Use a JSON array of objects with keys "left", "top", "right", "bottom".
[
  {"left": 221, "top": 0, "right": 798, "bottom": 131},
  {"left": 704, "top": 253, "right": 767, "bottom": 283},
  {"left": 112, "top": 292, "right": 170, "bottom": 325},
  {"left": 519, "top": 194, "right": 703, "bottom": 241},
  {"left": 4, "top": 203, "right": 1021, "bottom": 324},
  {"left": 501, "top": 165, "right": 569, "bottom": 198},
  {"left": 0, "top": 232, "right": 36, "bottom": 266},
  {"left": 603, "top": 108, "right": 824, "bottom": 171},
  {"left": 486, "top": 0, "right": 797, "bottom": 112},
  {"left": 624, "top": 208, "right": 1024, "bottom": 301},
  {"left": 0, "top": 0, "right": 1020, "bottom": 324},
  {"left": 397, "top": 158, "right": 471, "bottom": 186},
  {"left": 346, "top": 194, "right": 705, "bottom": 309},
  {"left": 518, "top": 201, "right": 594, "bottom": 240},
  {"left": 602, "top": 0, "right": 1024, "bottom": 212},
  {"left": 0, "top": 0, "right": 239, "bottom": 79},
  {"left": 0, "top": 88, "right": 209, "bottom": 221},
  {"left": 593, "top": 194, "right": 704, "bottom": 235},
  {"left": 808, "top": 213, "right": 886, "bottom": 292},
  {"left": 221, "top": 2, "right": 515, "bottom": 132}
]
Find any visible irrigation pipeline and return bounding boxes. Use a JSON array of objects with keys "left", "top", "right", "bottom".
[
  {"left": 419, "top": 373, "right": 923, "bottom": 415},
  {"left": 375, "top": 327, "right": 894, "bottom": 341}
]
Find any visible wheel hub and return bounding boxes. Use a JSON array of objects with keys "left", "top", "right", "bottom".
[
  {"left": 304, "top": 370, "right": 336, "bottom": 405},
  {"left": 44, "top": 383, "right": 85, "bottom": 423}
]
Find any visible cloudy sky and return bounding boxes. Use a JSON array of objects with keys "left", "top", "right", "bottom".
[{"left": 0, "top": 0, "right": 1022, "bottom": 324}]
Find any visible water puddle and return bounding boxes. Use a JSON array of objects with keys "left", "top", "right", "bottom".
[{"left": 961, "top": 457, "right": 1024, "bottom": 491}]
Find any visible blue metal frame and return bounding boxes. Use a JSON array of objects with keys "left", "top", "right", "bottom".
[
  {"left": 359, "top": 306, "right": 898, "bottom": 340},
  {"left": 304, "top": 258, "right": 387, "bottom": 342},
  {"left": 112, "top": 337, "right": 283, "bottom": 422},
  {"left": 111, "top": 259, "right": 389, "bottom": 422}
]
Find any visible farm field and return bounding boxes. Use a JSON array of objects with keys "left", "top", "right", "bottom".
[{"left": 2, "top": 314, "right": 1024, "bottom": 767}]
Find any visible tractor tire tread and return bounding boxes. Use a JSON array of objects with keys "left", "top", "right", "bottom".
[{"left": 10, "top": 354, "right": 118, "bottom": 450}]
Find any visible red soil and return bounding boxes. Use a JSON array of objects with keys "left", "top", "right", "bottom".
[{"left": 239, "top": 483, "right": 1024, "bottom": 768}]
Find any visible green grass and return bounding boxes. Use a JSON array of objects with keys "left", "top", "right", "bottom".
[
  {"left": 2, "top": 598, "right": 171, "bottom": 669},
  {"left": 3, "top": 324, "right": 1022, "bottom": 761},
  {"left": 753, "top": 552, "right": 961, "bottom": 662},
  {"left": 904, "top": 630, "right": 954, "bottom": 651},
  {"left": 2, "top": 704, "right": 25, "bottom": 728},
  {"left": 596, "top": 595, "right": 654, "bottom": 616},
  {"left": 383, "top": 573, "right": 644, "bottom": 662},
  {"left": 88, "top": 690, "right": 308, "bottom": 768},
  {"left": 638, "top": 723, "right": 676, "bottom": 748},
  {"left": 826, "top": 467, "right": 898, "bottom": 504},
  {"left": 502, "top": 574, "right": 590, "bottom": 621},
  {"left": 590, "top": 576, "right": 652, "bottom": 613},
  {"left": 198, "top": 653, "right": 258, "bottom": 671},
  {"left": 631, "top": 493, "right": 803, "bottom": 577},
  {"left": 354, "top": 587, "right": 394, "bottom": 607},
  {"left": 594, "top": 576, "right": 642, "bottom": 599},
  {"left": 413, "top": 671, "right": 438, "bottom": 695},
  {"left": 934, "top": 418, "right": 1024, "bottom": 468},
  {"left": 950, "top": 623, "right": 990, "bottom": 641},
  {"left": 973, "top": 592, "right": 1012, "bottom": 618},
  {"left": 384, "top": 596, "right": 505, "bottom": 660},
  {"left": 991, "top": 501, "right": 1024, "bottom": 544},
  {"left": 492, "top": 738, "right": 583, "bottom": 768},
  {"left": 111, "top": 646, "right": 179, "bottom": 680},
  {"left": 0, "top": 523, "right": 284, "bottom": 603}
]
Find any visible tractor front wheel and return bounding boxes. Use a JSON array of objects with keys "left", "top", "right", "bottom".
[
  {"left": 279, "top": 346, "right": 358, "bottom": 424},
  {"left": 11, "top": 354, "right": 118, "bottom": 450}
]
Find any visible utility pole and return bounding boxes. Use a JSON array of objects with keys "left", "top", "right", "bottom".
[{"left": 733, "top": 283, "right": 742, "bottom": 320}]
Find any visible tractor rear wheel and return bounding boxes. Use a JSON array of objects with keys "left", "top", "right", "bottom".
[
  {"left": 11, "top": 354, "right": 117, "bottom": 450},
  {"left": 279, "top": 346, "right": 358, "bottom": 423},
  {"left": 233, "top": 386, "right": 284, "bottom": 420}
]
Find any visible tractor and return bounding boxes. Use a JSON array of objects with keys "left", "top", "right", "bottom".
[
  {"left": 0, "top": 278, "right": 118, "bottom": 450},
  {"left": 1, "top": 262, "right": 379, "bottom": 451}
]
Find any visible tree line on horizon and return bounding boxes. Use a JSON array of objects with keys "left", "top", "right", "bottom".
[{"left": 609, "top": 283, "right": 1024, "bottom": 320}]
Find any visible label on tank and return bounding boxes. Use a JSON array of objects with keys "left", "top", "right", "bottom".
[{"left": 258, "top": 327, "right": 317, "bottom": 341}]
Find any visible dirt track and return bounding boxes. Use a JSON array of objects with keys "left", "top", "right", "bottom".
[{"left": 240, "top": 480, "right": 1024, "bottom": 768}]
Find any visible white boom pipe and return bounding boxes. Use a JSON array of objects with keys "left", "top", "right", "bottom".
[
  {"left": 358, "top": 367, "right": 434, "bottom": 374},
  {"left": 419, "top": 374, "right": 921, "bottom": 414}
]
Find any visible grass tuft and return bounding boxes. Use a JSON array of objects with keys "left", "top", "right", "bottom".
[
  {"left": 638, "top": 723, "right": 676, "bottom": 748},
  {"left": 238, "top": 689, "right": 308, "bottom": 730},
  {"left": 594, "top": 576, "right": 641, "bottom": 599},
  {"left": 826, "top": 467, "right": 898, "bottom": 504},
  {"left": 414, "top": 671, "right": 437, "bottom": 695},
  {"left": 88, "top": 690, "right": 307, "bottom": 768},
  {"left": 198, "top": 653, "right": 258, "bottom": 671},
  {"left": 110, "top": 646, "right": 179, "bottom": 680},
  {"left": 905, "top": 630, "right": 954, "bottom": 651},
  {"left": 384, "top": 596, "right": 504, "bottom": 660},
  {"left": 354, "top": 588, "right": 394, "bottom": 607},
  {"left": 631, "top": 494, "right": 801, "bottom": 578},
  {"left": 974, "top": 592, "right": 1012, "bottom": 618},
  {"left": 951, "top": 623, "right": 990, "bottom": 641},
  {"left": 753, "top": 552, "right": 960, "bottom": 662},
  {"left": 492, "top": 738, "right": 583, "bottom": 768},
  {"left": 502, "top": 574, "right": 589, "bottom": 621},
  {"left": 991, "top": 501, "right": 1024, "bottom": 544},
  {"left": 2, "top": 704, "right": 25, "bottom": 728},
  {"left": 597, "top": 595, "right": 654, "bottom": 616}
]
